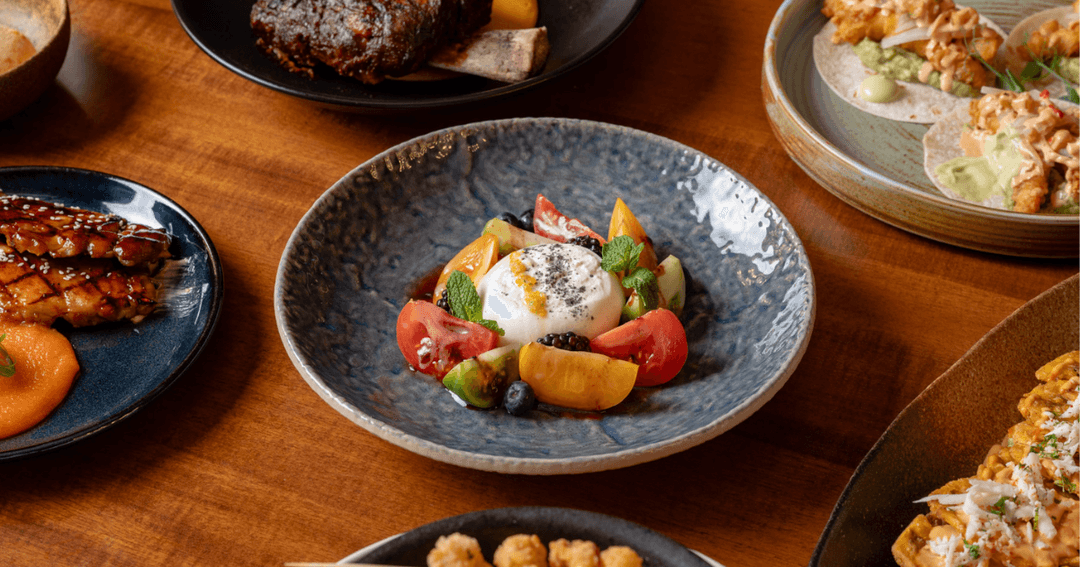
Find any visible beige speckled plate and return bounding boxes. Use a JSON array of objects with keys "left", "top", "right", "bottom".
[
  {"left": 809, "top": 274, "right": 1079, "bottom": 566},
  {"left": 763, "top": 0, "right": 1079, "bottom": 258}
]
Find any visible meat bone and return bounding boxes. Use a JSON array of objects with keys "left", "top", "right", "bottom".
[{"left": 398, "top": 27, "right": 550, "bottom": 83}]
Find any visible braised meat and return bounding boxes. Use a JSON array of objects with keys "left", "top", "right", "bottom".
[
  {"left": 0, "top": 243, "right": 159, "bottom": 327},
  {"left": 250, "top": 0, "right": 493, "bottom": 84},
  {"left": 0, "top": 196, "right": 171, "bottom": 268}
]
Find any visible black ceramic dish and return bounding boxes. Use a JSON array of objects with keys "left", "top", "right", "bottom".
[
  {"left": 344, "top": 507, "right": 712, "bottom": 567},
  {"left": 809, "top": 275, "right": 1079, "bottom": 566},
  {"left": 170, "top": 0, "right": 646, "bottom": 113},
  {"left": 0, "top": 166, "right": 223, "bottom": 461}
]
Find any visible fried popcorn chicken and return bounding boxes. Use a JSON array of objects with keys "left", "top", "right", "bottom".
[
  {"left": 547, "top": 539, "right": 599, "bottom": 567},
  {"left": 494, "top": 534, "right": 548, "bottom": 567},
  {"left": 598, "top": 546, "right": 642, "bottom": 567},
  {"left": 428, "top": 533, "right": 493, "bottom": 567}
]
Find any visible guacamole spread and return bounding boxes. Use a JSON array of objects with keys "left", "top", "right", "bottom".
[
  {"left": 1060, "top": 57, "right": 1079, "bottom": 86},
  {"left": 935, "top": 129, "right": 1022, "bottom": 208},
  {"left": 853, "top": 38, "right": 977, "bottom": 98}
]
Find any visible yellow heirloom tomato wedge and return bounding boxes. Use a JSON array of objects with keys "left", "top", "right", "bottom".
[
  {"left": 608, "top": 198, "right": 657, "bottom": 271},
  {"left": 433, "top": 233, "right": 500, "bottom": 302},
  {"left": 518, "top": 343, "right": 637, "bottom": 411}
]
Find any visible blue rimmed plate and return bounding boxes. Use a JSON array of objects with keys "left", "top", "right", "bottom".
[
  {"left": 275, "top": 118, "right": 815, "bottom": 474},
  {"left": 0, "top": 166, "right": 223, "bottom": 461}
]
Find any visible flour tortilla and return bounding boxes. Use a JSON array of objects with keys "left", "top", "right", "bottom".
[
  {"left": 923, "top": 97, "right": 1079, "bottom": 211},
  {"left": 813, "top": 16, "right": 1007, "bottom": 123},
  {"left": 1003, "top": 6, "right": 1079, "bottom": 99}
]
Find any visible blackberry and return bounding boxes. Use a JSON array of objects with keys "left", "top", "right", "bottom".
[
  {"left": 536, "top": 332, "right": 590, "bottom": 352},
  {"left": 504, "top": 381, "right": 537, "bottom": 416},
  {"left": 435, "top": 294, "right": 451, "bottom": 313},
  {"left": 496, "top": 211, "right": 526, "bottom": 230},
  {"left": 567, "top": 235, "right": 602, "bottom": 257},
  {"left": 518, "top": 208, "right": 534, "bottom": 232}
]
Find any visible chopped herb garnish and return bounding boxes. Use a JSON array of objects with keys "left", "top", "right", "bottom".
[
  {"left": 989, "top": 496, "right": 1011, "bottom": 518},
  {"left": 445, "top": 270, "right": 503, "bottom": 335},
  {"left": 964, "top": 540, "right": 980, "bottom": 560},
  {"left": 0, "top": 334, "right": 14, "bottom": 378},
  {"left": 1032, "top": 434, "right": 1062, "bottom": 459},
  {"left": 1055, "top": 475, "right": 1077, "bottom": 493}
]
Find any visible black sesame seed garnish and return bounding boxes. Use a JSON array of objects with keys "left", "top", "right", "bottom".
[{"left": 435, "top": 294, "right": 451, "bottom": 313}]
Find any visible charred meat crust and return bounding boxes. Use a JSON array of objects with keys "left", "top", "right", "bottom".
[
  {"left": 0, "top": 244, "right": 159, "bottom": 327},
  {"left": 250, "top": 0, "right": 493, "bottom": 84},
  {"left": 0, "top": 195, "right": 171, "bottom": 268}
]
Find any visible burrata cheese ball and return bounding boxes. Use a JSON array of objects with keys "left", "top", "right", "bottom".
[{"left": 476, "top": 243, "right": 624, "bottom": 346}]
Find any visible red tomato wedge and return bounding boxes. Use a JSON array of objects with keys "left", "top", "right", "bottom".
[
  {"left": 590, "top": 308, "right": 688, "bottom": 387},
  {"left": 396, "top": 300, "right": 500, "bottom": 379},
  {"left": 532, "top": 194, "right": 606, "bottom": 244}
]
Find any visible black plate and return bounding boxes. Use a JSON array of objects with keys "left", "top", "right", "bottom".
[
  {"left": 344, "top": 507, "right": 712, "bottom": 567},
  {"left": 0, "top": 166, "right": 223, "bottom": 461},
  {"left": 809, "top": 275, "right": 1079, "bottom": 566},
  {"left": 170, "top": 0, "right": 646, "bottom": 113}
]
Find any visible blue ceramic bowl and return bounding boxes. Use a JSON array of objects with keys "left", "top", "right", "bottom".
[
  {"left": 275, "top": 118, "right": 815, "bottom": 474},
  {"left": 0, "top": 166, "right": 223, "bottom": 460}
]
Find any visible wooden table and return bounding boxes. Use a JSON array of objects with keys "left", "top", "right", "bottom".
[{"left": 1, "top": 1, "right": 1076, "bottom": 565}]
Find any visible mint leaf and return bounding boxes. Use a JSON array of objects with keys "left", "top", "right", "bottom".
[
  {"left": 622, "top": 266, "right": 659, "bottom": 311},
  {"left": 601, "top": 235, "right": 643, "bottom": 272},
  {"left": 445, "top": 271, "right": 503, "bottom": 335},
  {"left": 0, "top": 334, "right": 14, "bottom": 378}
]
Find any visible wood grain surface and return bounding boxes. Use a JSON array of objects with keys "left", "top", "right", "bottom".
[{"left": 0, "top": 1, "right": 1076, "bottom": 566}]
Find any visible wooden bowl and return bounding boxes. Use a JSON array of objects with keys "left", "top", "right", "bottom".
[{"left": 0, "top": 0, "right": 70, "bottom": 121}]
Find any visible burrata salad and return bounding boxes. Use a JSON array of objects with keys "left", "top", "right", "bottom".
[{"left": 395, "top": 194, "right": 689, "bottom": 415}]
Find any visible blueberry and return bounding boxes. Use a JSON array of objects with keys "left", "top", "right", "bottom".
[
  {"left": 497, "top": 211, "right": 525, "bottom": 230},
  {"left": 504, "top": 381, "right": 537, "bottom": 416},
  {"left": 518, "top": 208, "right": 534, "bottom": 232}
]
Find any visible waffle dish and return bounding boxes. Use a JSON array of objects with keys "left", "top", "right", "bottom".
[{"left": 892, "top": 351, "right": 1079, "bottom": 567}]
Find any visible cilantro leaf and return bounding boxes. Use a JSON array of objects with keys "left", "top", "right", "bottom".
[
  {"left": 601, "top": 235, "right": 643, "bottom": 273},
  {"left": 622, "top": 266, "right": 660, "bottom": 312},
  {"left": 0, "top": 334, "right": 14, "bottom": 378},
  {"left": 445, "top": 271, "right": 503, "bottom": 335},
  {"left": 964, "top": 540, "right": 980, "bottom": 560}
]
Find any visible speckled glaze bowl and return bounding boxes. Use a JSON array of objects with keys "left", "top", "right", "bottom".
[
  {"left": 0, "top": 0, "right": 69, "bottom": 121},
  {"left": 763, "top": 0, "right": 1078, "bottom": 258},
  {"left": 340, "top": 507, "right": 713, "bottom": 567},
  {"left": 274, "top": 118, "right": 815, "bottom": 474},
  {"left": 810, "top": 274, "right": 1079, "bottom": 567}
]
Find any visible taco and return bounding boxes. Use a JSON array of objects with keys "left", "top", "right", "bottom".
[
  {"left": 1003, "top": 2, "right": 1079, "bottom": 100},
  {"left": 923, "top": 89, "right": 1079, "bottom": 213},
  {"left": 813, "top": 0, "right": 1007, "bottom": 123}
]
